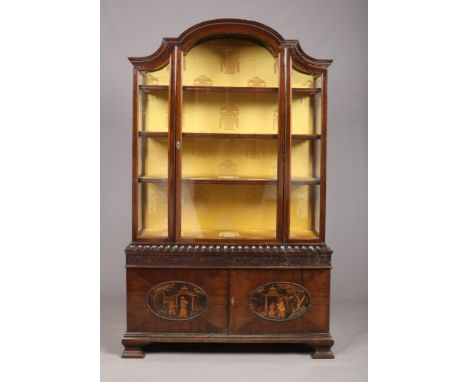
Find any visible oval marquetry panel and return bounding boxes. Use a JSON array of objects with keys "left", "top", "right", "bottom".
[
  {"left": 249, "top": 282, "right": 311, "bottom": 321},
  {"left": 146, "top": 281, "right": 208, "bottom": 320}
]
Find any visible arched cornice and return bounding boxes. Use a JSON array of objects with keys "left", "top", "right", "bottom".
[
  {"left": 177, "top": 18, "right": 285, "bottom": 54},
  {"left": 128, "top": 38, "right": 177, "bottom": 71},
  {"left": 128, "top": 19, "right": 332, "bottom": 71},
  {"left": 285, "top": 40, "right": 333, "bottom": 73}
]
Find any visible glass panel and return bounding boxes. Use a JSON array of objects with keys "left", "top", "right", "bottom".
[
  {"left": 181, "top": 39, "right": 279, "bottom": 239},
  {"left": 291, "top": 68, "right": 322, "bottom": 88},
  {"left": 291, "top": 68, "right": 322, "bottom": 135},
  {"left": 138, "top": 183, "right": 169, "bottom": 238},
  {"left": 181, "top": 184, "right": 277, "bottom": 239},
  {"left": 182, "top": 138, "right": 277, "bottom": 180},
  {"left": 144, "top": 64, "right": 170, "bottom": 86},
  {"left": 184, "top": 39, "right": 278, "bottom": 87},
  {"left": 290, "top": 67, "right": 322, "bottom": 239},
  {"left": 291, "top": 139, "right": 321, "bottom": 181},
  {"left": 141, "top": 64, "right": 170, "bottom": 132},
  {"left": 144, "top": 137, "right": 168, "bottom": 178},
  {"left": 183, "top": 92, "right": 278, "bottom": 134},
  {"left": 137, "top": 62, "right": 170, "bottom": 238},
  {"left": 290, "top": 185, "right": 320, "bottom": 239}
]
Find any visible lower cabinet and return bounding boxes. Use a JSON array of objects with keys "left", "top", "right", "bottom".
[
  {"left": 230, "top": 270, "right": 330, "bottom": 334},
  {"left": 126, "top": 269, "right": 330, "bottom": 335},
  {"left": 127, "top": 269, "right": 228, "bottom": 333}
]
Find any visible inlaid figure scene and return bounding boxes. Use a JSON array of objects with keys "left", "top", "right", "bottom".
[{"left": 147, "top": 282, "right": 208, "bottom": 320}]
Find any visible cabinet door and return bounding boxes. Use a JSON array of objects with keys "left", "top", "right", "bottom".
[
  {"left": 127, "top": 269, "right": 228, "bottom": 333},
  {"left": 229, "top": 270, "right": 330, "bottom": 334},
  {"left": 286, "top": 65, "right": 325, "bottom": 241},
  {"left": 135, "top": 59, "right": 174, "bottom": 240},
  {"left": 176, "top": 38, "right": 284, "bottom": 241}
]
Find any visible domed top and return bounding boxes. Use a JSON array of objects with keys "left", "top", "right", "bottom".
[{"left": 129, "top": 19, "right": 332, "bottom": 71}]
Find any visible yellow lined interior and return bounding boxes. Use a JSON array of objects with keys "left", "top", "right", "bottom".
[
  {"left": 183, "top": 39, "right": 278, "bottom": 87},
  {"left": 291, "top": 67, "right": 322, "bottom": 88},
  {"left": 136, "top": 40, "right": 323, "bottom": 240},
  {"left": 182, "top": 138, "right": 277, "bottom": 179},
  {"left": 144, "top": 138, "right": 168, "bottom": 177},
  {"left": 144, "top": 64, "right": 170, "bottom": 86},
  {"left": 181, "top": 184, "right": 277, "bottom": 238},
  {"left": 291, "top": 140, "right": 321, "bottom": 180},
  {"left": 139, "top": 183, "right": 168, "bottom": 237},
  {"left": 144, "top": 93, "right": 169, "bottom": 132},
  {"left": 137, "top": 64, "right": 170, "bottom": 238},
  {"left": 290, "top": 185, "right": 320, "bottom": 239},
  {"left": 183, "top": 92, "right": 278, "bottom": 134}
]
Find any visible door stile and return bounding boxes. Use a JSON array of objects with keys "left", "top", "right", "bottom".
[
  {"left": 168, "top": 49, "right": 177, "bottom": 241},
  {"left": 228, "top": 270, "right": 232, "bottom": 334},
  {"left": 131, "top": 68, "right": 139, "bottom": 240},
  {"left": 276, "top": 48, "right": 287, "bottom": 242},
  {"left": 283, "top": 50, "right": 292, "bottom": 241},
  {"left": 174, "top": 46, "right": 183, "bottom": 241},
  {"left": 319, "top": 71, "right": 328, "bottom": 241}
]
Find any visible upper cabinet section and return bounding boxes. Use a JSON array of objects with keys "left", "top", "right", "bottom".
[
  {"left": 129, "top": 19, "right": 332, "bottom": 243},
  {"left": 183, "top": 39, "right": 278, "bottom": 88}
]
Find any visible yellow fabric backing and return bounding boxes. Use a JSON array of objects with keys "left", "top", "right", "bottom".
[
  {"left": 183, "top": 92, "right": 278, "bottom": 134},
  {"left": 291, "top": 67, "right": 319, "bottom": 88},
  {"left": 182, "top": 138, "right": 277, "bottom": 179},
  {"left": 145, "top": 93, "right": 169, "bottom": 132},
  {"left": 290, "top": 185, "right": 320, "bottom": 239},
  {"left": 145, "top": 138, "right": 168, "bottom": 177},
  {"left": 144, "top": 64, "right": 170, "bottom": 85},
  {"left": 181, "top": 184, "right": 277, "bottom": 238},
  {"left": 291, "top": 141, "right": 313, "bottom": 179},
  {"left": 183, "top": 39, "right": 278, "bottom": 87},
  {"left": 141, "top": 183, "right": 168, "bottom": 237},
  {"left": 291, "top": 94, "right": 314, "bottom": 134}
]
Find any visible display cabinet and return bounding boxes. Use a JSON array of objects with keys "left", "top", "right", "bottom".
[{"left": 123, "top": 19, "right": 334, "bottom": 359}]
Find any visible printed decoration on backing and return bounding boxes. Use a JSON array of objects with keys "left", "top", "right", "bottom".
[
  {"left": 249, "top": 282, "right": 311, "bottom": 321},
  {"left": 147, "top": 282, "right": 208, "bottom": 320}
]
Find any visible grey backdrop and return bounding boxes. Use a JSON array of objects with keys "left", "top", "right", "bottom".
[{"left": 101, "top": 0, "right": 367, "bottom": 379}]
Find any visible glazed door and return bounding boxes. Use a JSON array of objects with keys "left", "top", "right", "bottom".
[
  {"left": 134, "top": 56, "right": 176, "bottom": 241},
  {"left": 176, "top": 39, "right": 285, "bottom": 242},
  {"left": 285, "top": 58, "right": 327, "bottom": 241},
  {"left": 229, "top": 270, "right": 330, "bottom": 334},
  {"left": 127, "top": 269, "right": 228, "bottom": 333}
]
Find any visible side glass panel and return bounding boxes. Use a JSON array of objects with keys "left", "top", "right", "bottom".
[
  {"left": 289, "top": 67, "right": 322, "bottom": 239},
  {"left": 136, "top": 62, "right": 170, "bottom": 238},
  {"left": 180, "top": 39, "right": 279, "bottom": 239}
]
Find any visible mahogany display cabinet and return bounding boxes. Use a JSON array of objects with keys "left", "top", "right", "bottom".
[{"left": 122, "top": 19, "right": 334, "bottom": 359}]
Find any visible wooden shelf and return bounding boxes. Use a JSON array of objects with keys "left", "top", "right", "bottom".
[
  {"left": 137, "top": 228, "right": 168, "bottom": 238},
  {"left": 139, "top": 176, "right": 279, "bottom": 185},
  {"left": 138, "top": 132, "right": 321, "bottom": 140},
  {"left": 182, "top": 177, "right": 277, "bottom": 185},
  {"left": 292, "top": 134, "right": 321, "bottom": 140},
  {"left": 140, "top": 85, "right": 169, "bottom": 92},
  {"left": 289, "top": 229, "right": 320, "bottom": 239},
  {"left": 181, "top": 229, "right": 277, "bottom": 240},
  {"left": 184, "top": 85, "right": 278, "bottom": 93},
  {"left": 183, "top": 132, "right": 278, "bottom": 139},
  {"left": 138, "top": 177, "right": 168, "bottom": 183},
  {"left": 138, "top": 131, "right": 167, "bottom": 137},
  {"left": 139, "top": 85, "right": 321, "bottom": 95},
  {"left": 291, "top": 178, "right": 321, "bottom": 185},
  {"left": 139, "top": 177, "right": 319, "bottom": 185},
  {"left": 292, "top": 88, "right": 321, "bottom": 95}
]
